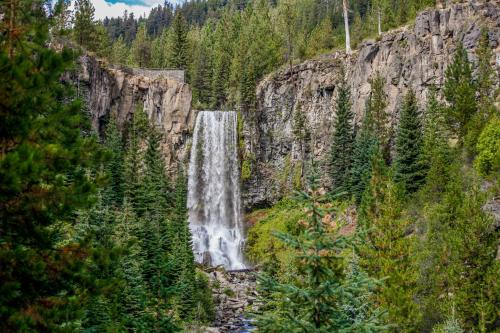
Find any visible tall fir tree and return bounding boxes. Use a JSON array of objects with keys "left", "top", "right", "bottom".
[
  {"left": 465, "top": 28, "right": 496, "bottom": 154},
  {"left": 367, "top": 72, "right": 391, "bottom": 161},
  {"left": 420, "top": 88, "right": 453, "bottom": 199},
  {"left": 359, "top": 151, "right": 421, "bottom": 331},
  {"left": 418, "top": 166, "right": 499, "bottom": 332},
  {"left": 329, "top": 67, "right": 354, "bottom": 197},
  {"left": 393, "top": 89, "right": 426, "bottom": 194},
  {"left": 131, "top": 23, "right": 151, "bottom": 67},
  {"left": 74, "top": 0, "right": 98, "bottom": 50},
  {"left": 350, "top": 105, "right": 379, "bottom": 203},
  {"left": 169, "top": 11, "right": 189, "bottom": 70},
  {"left": 102, "top": 117, "right": 125, "bottom": 207},
  {"left": 443, "top": 43, "right": 476, "bottom": 142},
  {"left": 123, "top": 107, "right": 148, "bottom": 216}
]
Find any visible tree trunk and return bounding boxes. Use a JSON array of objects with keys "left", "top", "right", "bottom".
[{"left": 342, "top": 0, "right": 351, "bottom": 54}]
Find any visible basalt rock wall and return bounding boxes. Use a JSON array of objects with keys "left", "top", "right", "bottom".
[
  {"left": 79, "top": 55, "right": 195, "bottom": 176},
  {"left": 241, "top": 0, "right": 500, "bottom": 209}
]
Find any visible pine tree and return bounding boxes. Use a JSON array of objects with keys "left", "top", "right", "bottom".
[
  {"left": 367, "top": 72, "right": 391, "bottom": 161},
  {"left": 350, "top": 107, "right": 379, "bottom": 203},
  {"left": 418, "top": 167, "right": 499, "bottom": 331},
  {"left": 421, "top": 88, "right": 453, "bottom": 199},
  {"left": 169, "top": 11, "right": 188, "bottom": 70},
  {"left": 253, "top": 164, "right": 386, "bottom": 331},
  {"left": 443, "top": 43, "right": 476, "bottom": 141},
  {"left": 359, "top": 151, "right": 421, "bottom": 331},
  {"left": 74, "top": 0, "right": 98, "bottom": 50},
  {"left": 52, "top": 0, "right": 72, "bottom": 38},
  {"left": 329, "top": 68, "right": 354, "bottom": 197},
  {"left": 131, "top": 23, "right": 151, "bottom": 67},
  {"left": 191, "top": 28, "right": 213, "bottom": 107},
  {"left": 393, "top": 89, "right": 426, "bottom": 194},
  {"left": 113, "top": 201, "right": 151, "bottom": 332},
  {"left": 0, "top": 5, "right": 103, "bottom": 330},
  {"left": 102, "top": 117, "right": 125, "bottom": 207},
  {"left": 475, "top": 28, "right": 494, "bottom": 117},
  {"left": 123, "top": 107, "right": 148, "bottom": 216},
  {"left": 465, "top": 28, "right": 495, "bottom": 154},
  {"left": 110, "top": 36, "right": 129, "bottom": 65}
]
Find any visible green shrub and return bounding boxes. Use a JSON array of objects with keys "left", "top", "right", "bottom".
[{"left": 474, "top": 116, "right": 500, "bottom": 176}]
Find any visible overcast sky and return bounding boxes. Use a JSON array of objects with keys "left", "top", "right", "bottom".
[{"left": 91, "top": 0, "right": 168, "bottom": 20}]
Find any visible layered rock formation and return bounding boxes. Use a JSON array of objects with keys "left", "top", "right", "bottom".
[
  {"left": 79, "top": 55, "right": 194, "bottom": 175},
  {"left": 241, "top": 0, "right": 500, "bottom": 209}
]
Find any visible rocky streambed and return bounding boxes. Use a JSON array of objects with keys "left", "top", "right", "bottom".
[{"left": 203, "top": 269, "right": 258, "bottom": 333}]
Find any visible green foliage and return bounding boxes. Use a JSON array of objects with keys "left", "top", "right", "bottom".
[
  {"left": 350, "top": 109, "right": 379, "bottom": 203},
  {"left": 131, "top": 23, "right": 151, "bottom": 67},
  {"left": 246, "top": 199, "right": 305, "bottom": 276},
  {"left": 417, "top": 164, "right": 499, "bottom": 332},
  {"left": 443, "top": 43, "right": 476, "bottom": 141},
  {"left": 329, "top": 68, "right": 354, "bottom": 197},
  {"left": 74, "top": 0, "right": 98, "bottom": 50},
  {"left": 241, "top": 159, "right": 252, "bottom": 181},
  {"left": 359, "top": 152, "right": 421, "bottom": 331},
  {"left": 253, "top": 169, "right": 386, "bottom": 332},
  {"left": 169, "top": 11, "right": 189, "bottom": 70},
  {"left": 367, "top": 72, "right": 391, "bottom": 160},
  {"left": 102, "top": 117, "right": 125, "bottom": 207},
  {"left": 466, "top": 28, "right": 497, "bottom": 154},
  {"left": 474, "top": 116, "right": 500, "bottom": 176},
  {"left": 393, "top": 89, "right": 426, "bottom": 193},
  {"left": 0, "top": 5, "right": 104, "bottom": 330},
  {"left": 109, "top": 36, "right": 128, "bottom": 66}
]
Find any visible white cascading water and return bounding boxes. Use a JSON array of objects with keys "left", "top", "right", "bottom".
[{"left": 187, "top": 111, "right": 246, "bottom": 270}]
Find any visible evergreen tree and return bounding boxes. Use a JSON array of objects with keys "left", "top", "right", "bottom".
[
  {"left": 102, "top": 117, "right": 125, "bottom": 207},
  {"left": 0, "top": 5, "right": 103, "bottom": 330},
  {"left": 123, "top": 107, "right": 148, "bottom": 215},
  {"left": 191, "top": 27, "right": 214, "bottom": 107},
  {"left": 359, "top": 151, "right": 421, "bottom": 331},
  {"left": 51, "top": 0, "right": 72, "bottom": 38},
  {"left": 350, "top": 107, "right": 379, "bottom": 203},
  {"left": 169, "top": 11, "right": 189, "bottom": 70},
  {"left": 329, "top": 68, "right": 354, "bottom": 197},
  {"left": 421, "top": 88, "right": 453, "bottom": 199},
  {"left": 74, "top": 0, "right": 98, "bottom": 50},
  {"left": 466, "top": 28, "right": 495, "bottom": 153},
  {"left": 131, "top": 23, "right": 151, "bottom": 67},
  {"left": 254, "top": 165, "right": 386, "bottom": 331},
  {"left": 393, "top": 89, "right": 426, "bottom": 194},
  {"left": 418, "top": 166, "right": 499, "bottom": 331},
  {"left": 367, "top": 72, "right": 391, "bottom": 161},
  {"left": 475, "top": 28, "right": 494, "bottom": 117},
  {"left": 443, "top": 43, "right": 476, "bottom": 141},
  {"left": 110, "top": 36, "right": 129, "bottom": 66},
  {"left": 113, "top": 201, "right": 151, "bottom": 332}
]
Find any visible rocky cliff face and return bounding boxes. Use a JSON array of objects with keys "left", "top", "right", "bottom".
[
  {"left": 79, "top": 55, "right": 194, "bottom": 176},
  {"left": 241, "top": 0, "right": 500, "bottom": 209}
]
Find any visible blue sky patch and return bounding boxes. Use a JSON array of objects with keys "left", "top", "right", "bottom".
[{"left": 105, "top": 0, "right": 148, "bottom": 5}]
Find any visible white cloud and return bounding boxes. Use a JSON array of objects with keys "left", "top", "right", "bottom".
[{"left": 90, "top": 0, "right": 165, "bottom": 20}]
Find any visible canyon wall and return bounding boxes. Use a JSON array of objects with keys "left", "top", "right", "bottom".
[
  {"left": 241, "top": 0, "right": 500, "bottom": 209},
  {"left": 79, "top": 56, "right": 195, "bottom": 175}
]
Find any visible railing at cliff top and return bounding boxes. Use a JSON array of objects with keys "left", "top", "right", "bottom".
[{"left": 109, "top": 65, "right": 185, "bottom": 83}]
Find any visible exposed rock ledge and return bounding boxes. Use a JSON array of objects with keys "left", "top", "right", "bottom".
[
  {"left": 79, "top": 55, "right": 195, "bottom": 176},
  {"left": 241, "top": 0, "right": 500, "bottom": 209}
]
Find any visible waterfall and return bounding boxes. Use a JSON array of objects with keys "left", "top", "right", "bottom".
[{"left": 187, "top": 111, "right": 246, "bottom": 269}]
